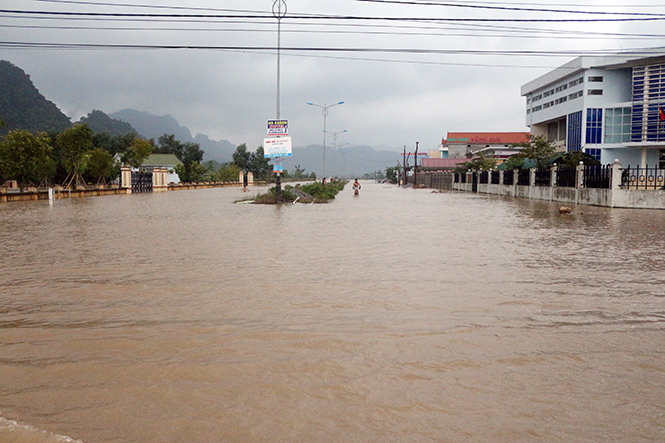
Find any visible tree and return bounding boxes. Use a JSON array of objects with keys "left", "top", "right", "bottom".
[
  {"left": 453, "top": 154, "right": 497, "bottom": 173},
  {"left": 86, "top": 147, "right": 119, "bottom": 184},
  {"left": 386, "top": 165, "right": 399, "bottom": 184},
  {"left": 510, "top": 134, "right": 556, "bottom": 169},
  {"left": 121, "top": 137, "right": 153, "bottom": 169},
  {"left": 56, "top": 123, "right": 94, "bottom": 188},
  {"left": 232, "top": 143, "right": 252, "bottom": 171},
  {"left": 248, "top": 146, "right": 272, "bottom": 180},
  {"left": 0, "top": 129, "right": 55, "bottom": 188}
]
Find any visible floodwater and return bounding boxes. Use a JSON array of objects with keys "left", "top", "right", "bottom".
[{"left": 1, "top": 183, "right": 664, "bottom": 443}]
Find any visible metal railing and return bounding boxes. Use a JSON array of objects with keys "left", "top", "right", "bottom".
[
  {"left": 621, "top": 165, "right": 665, "bottom": 190},
  {"left": 556, "top": 167, "right": 577, "bottom": 188},
  {"left": 583, "top": 165, "right": 611, "bottom": 189},
  {"left": 534, "top": 169, "right": 551, "bottom": 187},
  {"left": 517, "top": 169, "right": 530, "bottom": 186}
]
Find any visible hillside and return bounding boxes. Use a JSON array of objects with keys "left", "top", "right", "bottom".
[
  {"left": 0, "top": 60, "right": 71, "bottom": 135},
  {"left": 110, "top": 109, "right": 236, "bottom": 162},
  {"left": 78, "top": 110, "right": 137, "bottom": 136}
]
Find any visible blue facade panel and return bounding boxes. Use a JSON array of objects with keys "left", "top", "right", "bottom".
[{"left": 568, "top": 111, "right": 582, "bottom": 152}]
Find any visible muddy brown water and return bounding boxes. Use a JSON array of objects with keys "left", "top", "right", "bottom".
[{"left": 1, "top": 183, "right": 664, "bottom": 442}]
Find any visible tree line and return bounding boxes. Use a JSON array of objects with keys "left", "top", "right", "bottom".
[{"left": 0, "top": 124, "right": 277, "bottom": 189}]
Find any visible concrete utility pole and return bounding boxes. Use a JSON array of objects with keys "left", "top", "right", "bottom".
[{"left": 273, "top": 0, "right": 286, "bottom": 196}]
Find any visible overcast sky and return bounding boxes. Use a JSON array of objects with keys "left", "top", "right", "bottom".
[{"left": 2, "top": 0, "right": 665, "bottom": 152}]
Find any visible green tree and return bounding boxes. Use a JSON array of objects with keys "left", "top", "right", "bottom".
[
  {"left": 511, "top": 134, "right": 556, "bottom": 169},
  {"left": 216, "top": 163, "right": 241, "bottom": 182},
  {"left": 386, "top": 165, "right": 399, "bottom": 184},
  {"left": 249, "top": 146, "right": 272, "bottom": 180},
  {"left": 86, "top": 147, "right": 119, "bottom": 184},
  {"left": 0, "top": 129, "right": 55, "bottom": 188},
  {"left": 453, "top": 154, "right": 497, "bottom": 173},
  {"left": 56, "top": 123, "right": 94, "bottom": 188},
  {"left": 232, "top": 143, "right": 252, "bottom": 171},
  {"left": 121, "top": 137, "right": 153, "bottom": 169}
]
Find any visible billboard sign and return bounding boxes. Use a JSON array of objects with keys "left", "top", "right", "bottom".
[
  {"left": 267, "top": 120, "right": 288, "bottom": 136},
  {"left": 264, "top": 137, "right": 292, "bottom": 158}
]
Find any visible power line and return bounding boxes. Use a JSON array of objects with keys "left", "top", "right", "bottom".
[
  {"left": 3, "top": 9, "right": 665, "bottom": 22},
  {"left": 3, "top": 22, "right": 665, "bottom": 40},
  {"left": 355, "top": 0, "right": 665, "bottom": 16},
  {"left": 2, "top": 41, "right": 660, "bottom": 58}
]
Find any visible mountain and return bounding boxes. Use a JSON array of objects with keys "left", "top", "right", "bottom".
[
  {"left": 109, "top": 109, "right": 236, "bottom": 162},
  {"left": 282, "top": 144, "right": 402, "bottom": 178},
  {"left": 78, "top": 110, "right": 137, "bottom": 136},
  {"left": 0, "top": 60, "right": 71, "bottom": 136}
]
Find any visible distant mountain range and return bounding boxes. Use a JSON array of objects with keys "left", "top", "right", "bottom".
[
  {"left": 108, "top": 109, "right": 236, "bottom": 162},
  {"left": 0, "top": 60, "right": 71, "bottom": 136},
  {"left": 0, "top": 60, "right": 401, "bottom": 175}
]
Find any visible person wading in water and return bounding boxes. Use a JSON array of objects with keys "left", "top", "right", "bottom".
[{"left": 352, "top": 179, "right": 361, "bottom": 195}]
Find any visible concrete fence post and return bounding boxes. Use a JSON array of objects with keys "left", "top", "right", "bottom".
[
  {"left": 611, "top": 159, "right": 623, "bottom": 190},
  {"left": 551, "top": 164, "right": 558, "bottom": 188},
  {"left": 576, "top": 161, "right": 585, "bottom": 189},
  {"left": 529, "top": 168, "right": 536, "bottom": 187}
]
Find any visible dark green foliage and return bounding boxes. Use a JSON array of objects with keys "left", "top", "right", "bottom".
[
  {"left": 92, "top": 132, "right": 136, "bottom": 155},
  {"left": 509, "top": 134, "right": 556, "bottom": 169},
  {"left": 298, "top": 180, "right": 347, "bottom": 201},
  {"left": 120, "top": 137, "right": 153, "bottom": 169},
  {"left": 386, "top": 166, "right": 399, "bottom": 184},
  {"left": 79, "top": 110, "right": 137, "bottom": 137},
  {"left": 0, "top": 129, "right": 55, "bottom": 187},
  {"left": 232, "top": 143, "right": 252, "bottom": 170},
  {"left": 85, "top": 147, "right": 119, "bottom": 184},
  {"left": 0, "top": 61, "right": 71, "bottom": 136},
  {"left": 56, "top": 124, "right": 94, "bottom": 187},
  {"left": 156, "top": 134, "right": 204, "bottom": 182},
  {"left": 253, "top": 187, "right": 298, "bottom": 204},
  {"left": 453, "top": 154, "right": 497, "bottom": 173},
  {"left": 232, "top": 144, "right": 272, "bottom": 180}
]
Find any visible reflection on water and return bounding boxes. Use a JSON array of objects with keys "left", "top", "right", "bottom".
[{"left": 1, "top": 184, "right": 665, "bottom": 442}]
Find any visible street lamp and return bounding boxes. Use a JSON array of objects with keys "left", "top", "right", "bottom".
[{"left": 307, "top": 101, "right": 344, "bottom": 178}]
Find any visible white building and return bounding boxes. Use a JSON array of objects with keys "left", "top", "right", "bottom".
[{"left": 521, "top": 48, "right": 665, "bottom": 169}]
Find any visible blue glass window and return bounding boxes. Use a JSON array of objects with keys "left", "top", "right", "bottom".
[
  {"left": 586, "top": 108, "right": 603, "bottom": 144},
  {"left": 568, "top": 111, "right": 582, "bottom": 152}
]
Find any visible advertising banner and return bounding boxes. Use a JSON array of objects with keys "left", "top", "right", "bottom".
[{"left": 264, "top": 137, "right": 292, "bottom": 158}]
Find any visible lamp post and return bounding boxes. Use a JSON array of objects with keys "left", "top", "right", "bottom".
[{"left": 307, "top": 101, "right": 344, "bottom": 178}]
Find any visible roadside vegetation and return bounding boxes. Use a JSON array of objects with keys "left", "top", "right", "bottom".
[{"left": 242, "top": 180, "right": 348, "bottom": 205}]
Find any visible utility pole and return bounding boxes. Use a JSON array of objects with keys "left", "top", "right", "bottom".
[
  {"left": 272, "top": 0, "right": 286, "bottom": 197},
  {"left": 414, "top": 141, "right": 419, "bottom": 187}
]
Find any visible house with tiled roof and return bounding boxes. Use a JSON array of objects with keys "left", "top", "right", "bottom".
[{"left": 439, "top": 132, "right": 530, "bottom": 159}]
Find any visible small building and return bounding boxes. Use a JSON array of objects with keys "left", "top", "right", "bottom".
[
  {"left": 439, "top": 132, "right": 530, "bottom": 159},
  {"left": 521, "top": 47, "right": 665, "bottom": 168},
  {"left": 141, "top": 154, "right": 183, "bottom": 184}
]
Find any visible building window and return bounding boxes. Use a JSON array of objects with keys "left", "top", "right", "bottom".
[
  {"left": 532, "top": 94, "right": 543, "bottom": 102},
  {"left": 569, "top": 90, "right": 583, "bottom": 100},
  {"left": 585, "top": 148, "right": 601, "bottom": 161},
  {"left": 555, "top": 84, "right": 568, "bottom": 93},
  {"left": 569, "top": 77, "right": 584, "bottom": 87},
  {"left": 555, "top": 96, "right": 568, "bottom": 105},
  {"left": 586, "top": 108, "right": 603, "bottom": 144},
  {"left": 588, "top": 89, "right": 603, "bottom": 96},
  {"left": 588, "top": 76, "right": 604, "bottom": 82},
  {"left": 604, "top": 107, "right": 632, "bottom": 143},
  {"left": 532, "top": 105, "right": 542, "bottom": 112},
  {"left": 660, "top": 149, "right": 665, "bottom": 169},
  {"left": 568, "top": 111, "right": 582, "bottom": 152}
]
